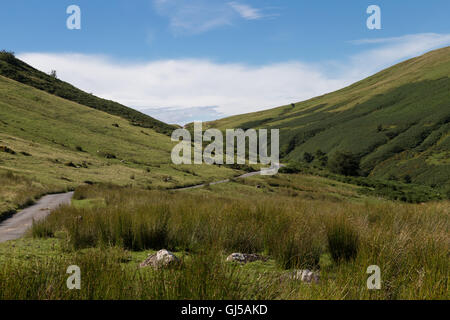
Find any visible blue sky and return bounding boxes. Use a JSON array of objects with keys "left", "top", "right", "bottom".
[{"left": 1, "top": 0, "right": 450, "bottom": 124}]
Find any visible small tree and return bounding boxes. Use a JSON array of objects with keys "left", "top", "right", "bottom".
[
  {"left": 403, "top": 175, "right": 412, "bottom": 184},
  {"left": 50, "top": 70, "right": 58, "bottom": 79},
  {"left": 303, "top": 152, "right": 314, "bottom": 163},
  {"left": 315, "top": 149, "right": 328, "bottom": 166},
  {"left": 328, "top": 151, "right": 360, "bottom": 176},
  {"left": 0, "top": 50, "right": 16, "bottom": 64}
]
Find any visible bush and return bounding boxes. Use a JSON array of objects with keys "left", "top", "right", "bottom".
[
  {"left": 303, "top": 152, "right": 314, "bottom": 163},
  {"left": 328, "top": 151, "right": 360, "bottom": 176},
  {"left": 0, "top": 146, "right": 16, "bottom": 155},
  {"left": 403, "top": 175, "right": 412, "bottom": 184},
  {"left": 278, "top": 163, "right": 302, "bottom": 174},
  {"left": 315, "top": 149, "right": 328, "bottom": 166}
]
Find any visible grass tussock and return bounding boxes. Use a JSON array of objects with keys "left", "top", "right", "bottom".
[{"left": 326, "top": 217, "right": 360, "bottom": 263}]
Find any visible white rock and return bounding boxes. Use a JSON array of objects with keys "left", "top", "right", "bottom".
[
  {"left": 226, "top": 253, "right": 266, "bottom": 264},
  {"left": 140, "top": 249, "right": 180, "bottom": 269},
  {"left": 291, "top": 269, "right": 320, "bottom": 284}
]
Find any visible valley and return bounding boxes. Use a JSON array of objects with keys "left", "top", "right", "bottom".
[{"left": 0, "top": 47, "right": 448, "bottom": 300}]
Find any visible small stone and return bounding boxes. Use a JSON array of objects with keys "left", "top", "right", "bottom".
[
  {"left": 226, "top": 253, "right": 267, "bottom": 264},
  {"left": 140, "top": 249, "right": 180, "bottom": 269},
  {"left": 290, "top": 269, "right": 320, "bottom": 284}
]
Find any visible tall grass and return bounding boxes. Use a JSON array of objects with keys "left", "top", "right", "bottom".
[
  {"left": 17, "top": 185, "right": 450, "bottom": 299},
  {"left": 0, "top": 247, "right": 283, "bottom": 300},
  {"left": 326, "top": 217, "right": 359, "bottom": 263},
  {"left": 0, "top": 170, "right": 54, "bottom": 221}
]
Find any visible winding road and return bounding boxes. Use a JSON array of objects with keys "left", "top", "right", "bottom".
[
  {"left": 0, "top": 192, "right": 74, "bottom": 243},
  {"left": 0, "top": 165, "right": 282, "bottom": 243},
  {"left": 178, "top": 164, "right": 283, "bottom": 190}
]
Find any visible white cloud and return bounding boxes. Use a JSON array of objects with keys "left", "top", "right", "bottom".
[
  {"left": 228, "top": 2, "right": 264, "bottom": 20},
  {"left": 153, "top": 0, "right": 275, "bottom": 34},
  {"left": 142, "top": 106, "right": 224, "bottom": 125},
  {"left": 17, "top": 33, "right": 450, "bottom": 125},
  {"left": 344, "top": 33, "right": 450, "bottom": 79}
]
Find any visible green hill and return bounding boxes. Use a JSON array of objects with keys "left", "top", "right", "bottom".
[
  {"left": 0, "top": 69, "right": 238, "bottom": 218},
  {"left": 0, "top": 51, "right": 174, "bottom": 135},
  {"left": 207, "top": 47, "right": 450, "bottom": 188}
]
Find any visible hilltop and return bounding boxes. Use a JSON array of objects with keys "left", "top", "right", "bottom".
[{"left": 0, "top": 51, "right": 174, "bottom": 135}]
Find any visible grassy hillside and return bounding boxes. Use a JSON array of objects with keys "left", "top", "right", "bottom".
[
  {"left": 206, "top": 47, "right": 450, "bottom": 188},
  {"left": 0, "top": 51, "right": 174, "bottom": 135},
  {"left": 0, "top": 74, "right": 239, "bottom": 218}
]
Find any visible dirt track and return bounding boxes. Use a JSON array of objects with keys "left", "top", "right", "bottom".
[{"left": 0, "top": 192, "right": 73, "bottom": 243}]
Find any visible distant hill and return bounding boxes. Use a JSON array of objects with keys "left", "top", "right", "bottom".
[
  {"left": 0, "top": 51, "right": 174, "bottom": 135},
  {"left": 207, "top": 47, "right": 450, "bottom": 188}
]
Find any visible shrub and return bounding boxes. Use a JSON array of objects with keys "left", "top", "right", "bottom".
[
  {"left": 404, "top": 175, "right": 412, "bottom": 184},
  {"left": 64, "top": 161, "right": 77, "bottom": 168},
  {"left": 315, "top": 149, "right": 328, "bottom": 166},
  {"left": 0, "top": 146, "right": 16, "bottom": 155},
  {"left": 98, "top": 151, "right": 117, "bottom": 159},
  {"left": 303, "top": 152, "right": 314, "bottom": 163},
  {"left": 278, "top": 164, "right": 301, "bottom": 174},
  {"left": 328, "top": 151, "right": 360, "bottom": 176}
]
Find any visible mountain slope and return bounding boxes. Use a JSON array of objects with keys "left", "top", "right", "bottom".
[
  {"left": 0, "top": 73, "right": 238, "bottom": 217},
  {"left": 207, "top": 47, "right": 450, "bottom": 187},
  {"left": 0, "top": 51, "right": 174, "bottom": 135}
]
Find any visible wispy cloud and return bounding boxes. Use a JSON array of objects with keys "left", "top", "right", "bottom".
[
  {"left": 228, "top": 2, "right": 266, "bottom": 20},
  {"left": 18, "top": 33, "right": 450, "bottom": 125},
  {"left": 344, "top": 33, "right": 450, "bottom": 79},
  {"left": 349, "top": 32, "right": 450, "bottom": 45},
  {"left": 154, "top": 0, "right": 276, "bottom": 34}
]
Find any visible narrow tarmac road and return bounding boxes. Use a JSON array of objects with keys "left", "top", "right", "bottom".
[
  {"left": 0, "top": 192, "right": 74, "bottom": 243},
  {"left": 178, "top": 164, "right": 283, "bottom": 190},
  {"left": 0, "top": 165, "right": 282, "bottom": 242}
]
